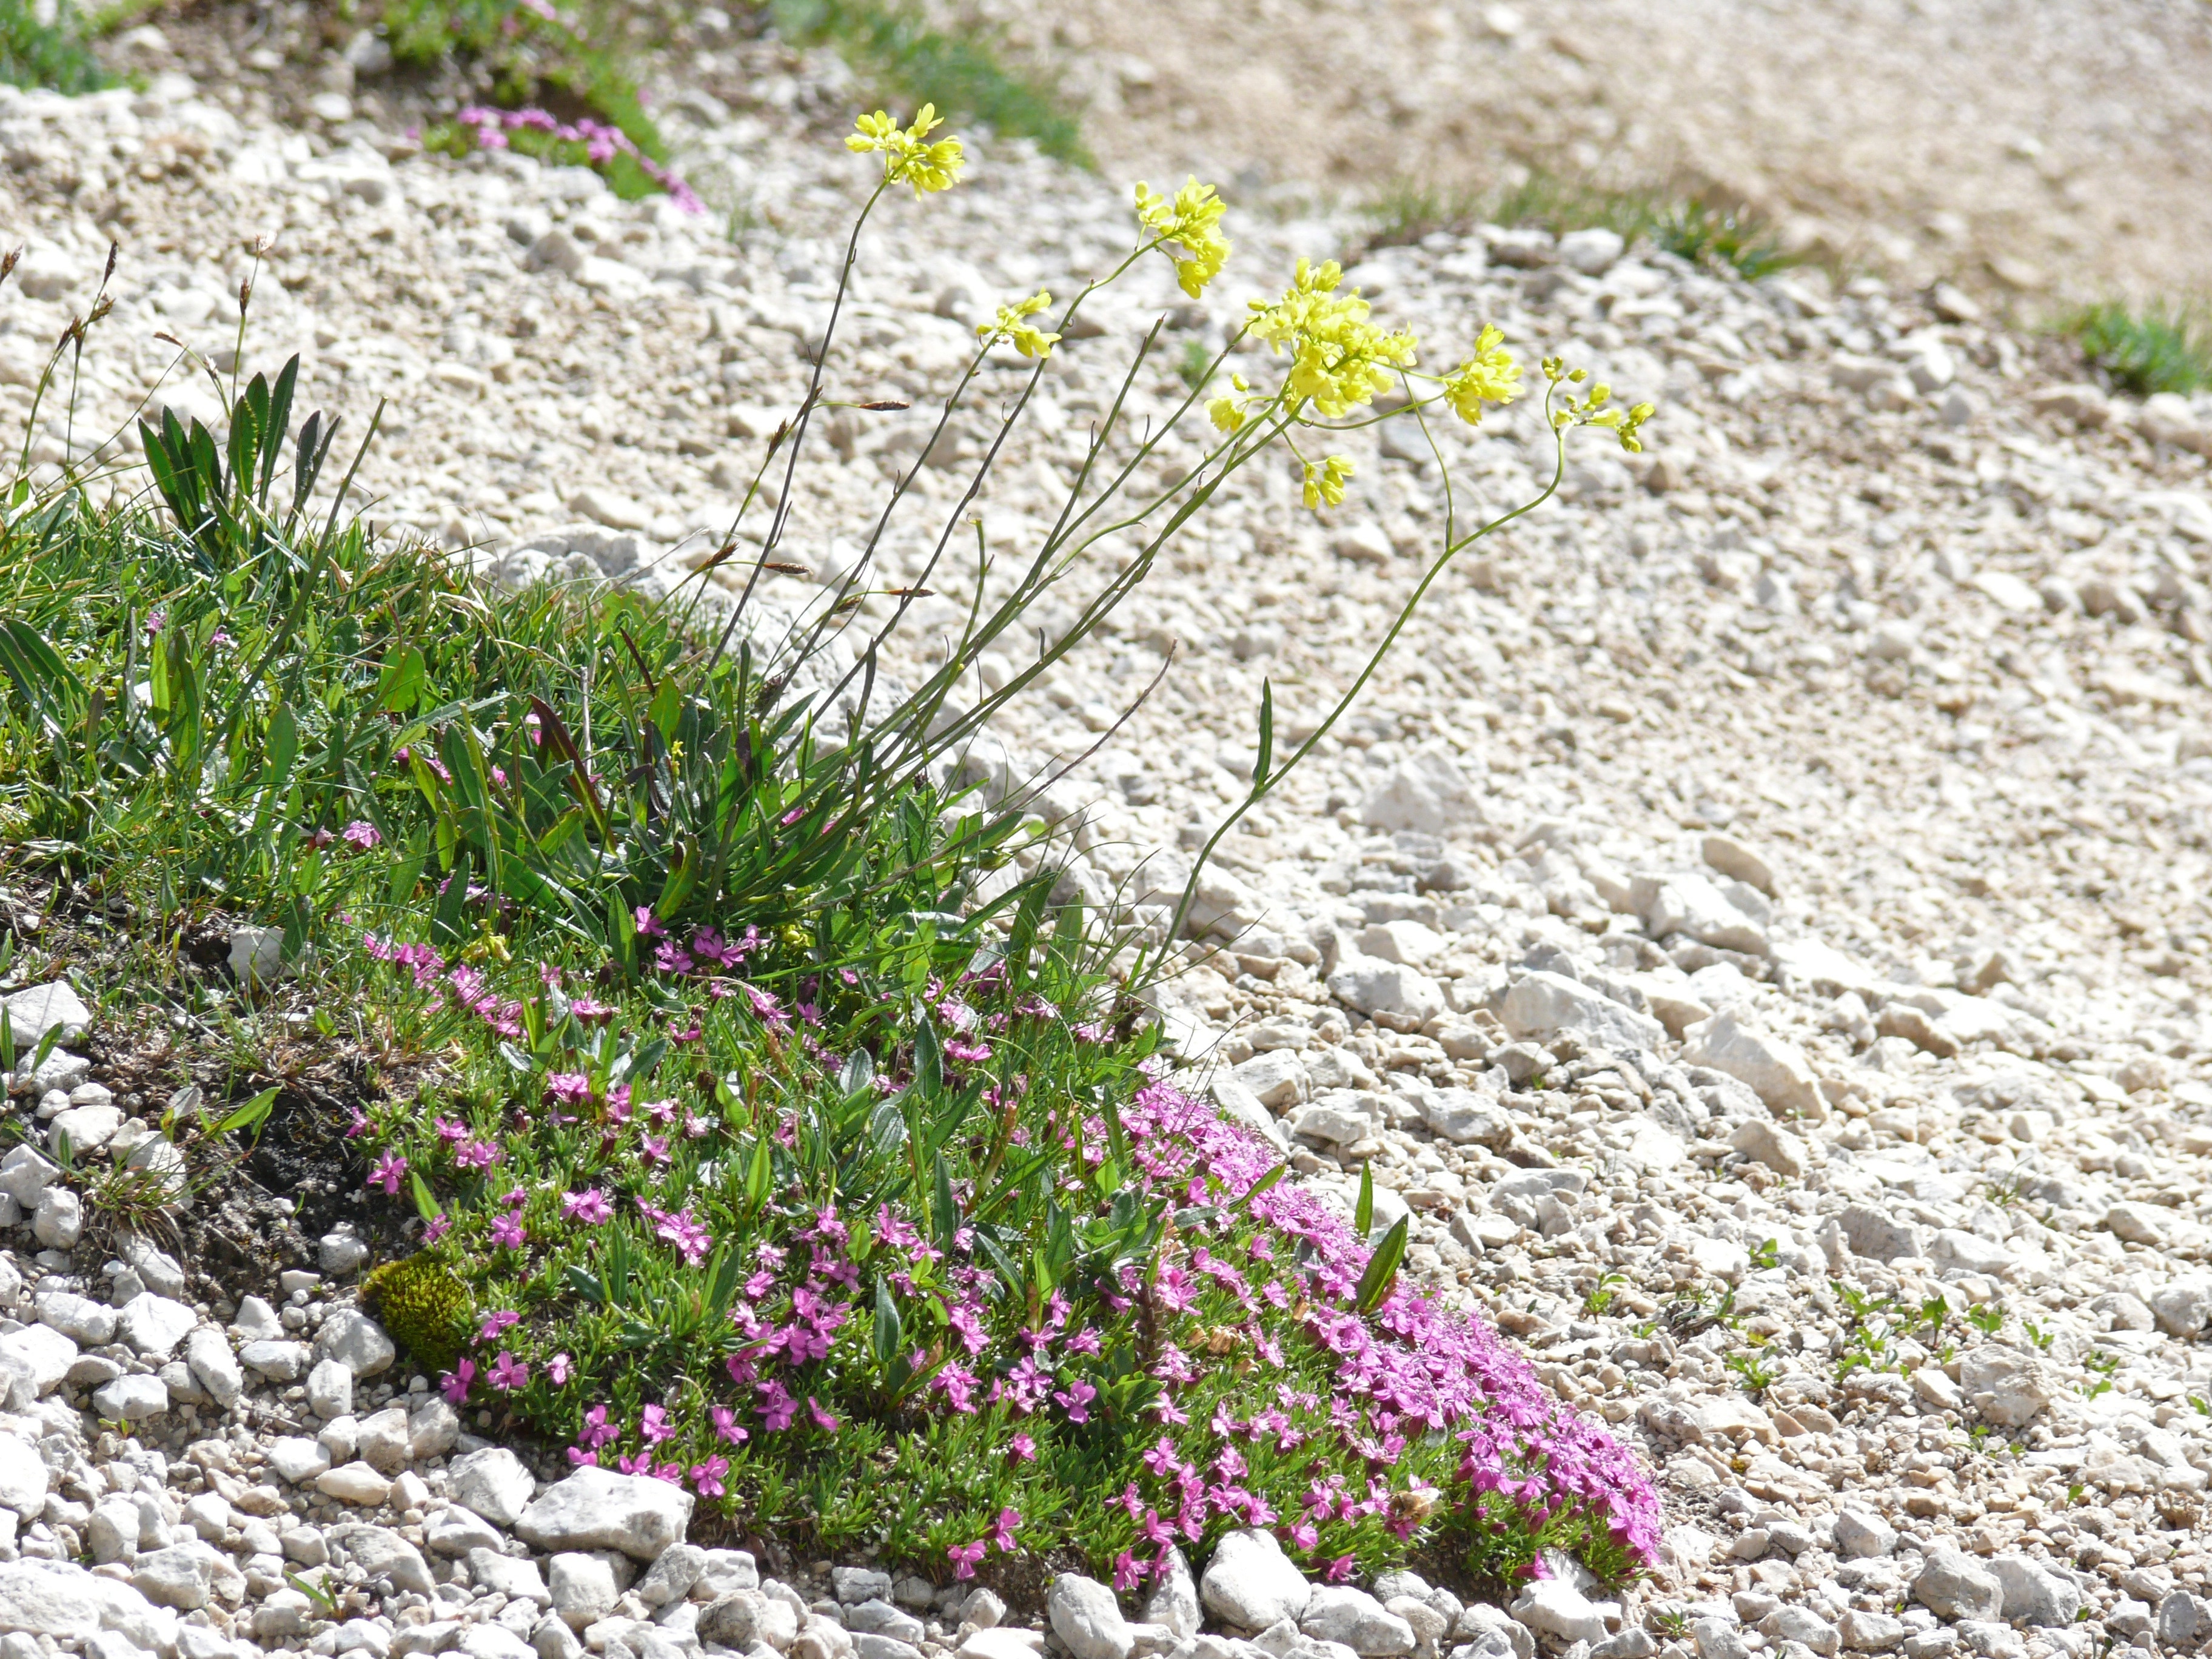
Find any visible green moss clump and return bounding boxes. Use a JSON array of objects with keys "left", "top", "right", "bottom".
[{"left": 361, "top": 1255, "right": 473, "bottom": 1371}]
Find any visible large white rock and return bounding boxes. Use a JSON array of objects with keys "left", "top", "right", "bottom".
[
  {"left": 0, "top": 1431, "right": 48, "bottom": 1518},
  {"left": 1500, "top": 971, "right": 1665, "bottom": 1053},
  {"left": 1301, "top": 1586, "right": 1416, "bottom": 1656},
  {"left": 1, "top": 982, "right": 92, "bottom": 1050},
  {"left": 450, "top": 1447, "right": 538, "bottom": 1529},
  {"left": 1048, "top": 1573, "right": 1133, "bottom": 1659},
  {"left": 1681, "top": 1011, "right": 1827, "bottom": 1122},
  {"left": 92, "top": 1373, "right": 169, "bottom": 1423},
  {"left": 117, "top": 1293, "right": 198, "bottom": 1358},
  {"left": 1509, "top": 1579, "right": 1608, "bottom": 1645},
  {"left": 515, "top": 1467, "right": 694, "bottom": 1561},
  {"left": 550, "top": 1553, "right": 619, "bottom": 1629},
  {"left": 1958, "top": 1349, "right": 2052, "bottom": 1427},
  {"left": 0, "top": 1323, "right": 77, "bottom": 1404},
  {"left": 1326, "top": 957, "right": 1445, "bottom": 1030},
  {"left": 1359, "top": 751, "right": 1483, "bottom": 836},
  {"left": 0, "top": 1558, "right": 179, "bottom": 1651},
  {"left": 1198, "top": 1527, "right": 1310, "bottom": 1631},
  {"left": 1631, "top": 873, "right": 1769, "bottom": 956},
  {"left": 317, "top": 1308, "right": 397, "bottom": 1376},
  {"left": 184, "top": 1327, "right": 243, "bottom": 1407},
  {"left": 35, "top": 1290, "right": 116, "bottom": 1346}
]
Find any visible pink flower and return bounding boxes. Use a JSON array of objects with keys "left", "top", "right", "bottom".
[
  {"left": 807, "top": 1396, "right": 839, "bottom": 1433},
  {"left": 563, "top": 1188, "right": 613, "bottom": 1224},
  {"left": 440, "top": 1360, "right": 475, "bottom": 1404},
  {"left": 634, "top": 906, "right": 668, "bottom": 938},
  {"left": 367, "top": 1153, "right": 407, "bottom": 1195},
  {"left": 547, "top": 1353, "right": 573, "bottom": 1386},
  {"left": 947, "top": 1540, "right": 987, "bottom": 1581},
  {"left": 1053, "top": 1378, "right": 1097, "bottom": 1424},
  {"left": 988, "top": 1507, "right": 1019, "bottom": 1553},
  {"left": 690, "top": 1455, "right": 728, "bottom": 1498},
  {"left": 423, "top": 1214, "right": 452, "bottom": 1244},
  {"left": 546, "top": 1072, "right": 592, "bottom": 1105},
  {"left": 340, "top": 820, "right": 381, "bottom": 850},
  {"left": 1008, "top": 1432, "right": 1036, "bottom": 1463},
  {"left": 489, "top": 1352, "right": 529, "bottom": 1391},
  {"left": 711, "top": 1405, "right": 748, "bottom": 1446},
  {"left": 489, "top": 1213, "right": 526, "bottom": 1250},
  {"left": 641, "top": 1404, "right": 675, "bottom": 1444},
  {"left": 478, "top": 1310, "right": 521, "bottom": 1344}
]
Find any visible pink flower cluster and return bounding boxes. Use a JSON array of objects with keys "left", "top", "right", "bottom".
[{"left": 454, "top": 106, "right": 703, "bottom": 214}]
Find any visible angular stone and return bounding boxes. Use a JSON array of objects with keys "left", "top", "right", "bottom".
[
  {"left": 1509, "top": 1581, "right": 1607, "bottom": 1646},
  {"left": 469, "top": 1547, "right": 551, "bottom": 1605},
  {"left": 1728, "top": 1118, "right": 1808, "bottom": 1178},
  {"left": 91, "top": 1373, "right": 168, "bottom": 1423},
  {"left": 1302, "top": 1587, "right": 1416, "bottom": 1657},
  {"left": 411, "top": 1394, "right": 461, "bottom": 1458},
  {"left": 0, "top": 1558, "right": 178, "bottom": 1652},
  {"left": 1501, "top": 971, "right": 1665, "bottom": 1054},
  {"left": 32, "top": 1187, "right": 82, "bottom": 1250},
  {"left": 357, "top": 1405, "right": 413, "bottom": 1473},
  {"left": 1417, "top": 1089, "right": 1513, "bottom": 1148},
  {"left": 317, "top": 1461, "right": 394, "bottom": 1506},
  {"left": 269, "top": 1437, "right": 333, "bottom": 1485},
  {"left": 515, "top": 1466, "right": 694, "bottom": 1561},
  {"left": 424, "top": 1504, "right": 503, "bottom": 1558},
  {"left": 308, "top": 1356, "right": 355, "bottom": 1419},
  {"left": 332, "top": 1524, "right": 436, "bottom": 1595},
  {"left": 116, "top": 1294, "right": 196, "bottom": 1358},
  {"left": 1837, "top": 1612, "right": 1904, "bottom": 1653},
  {"left": 0, "top": 1430, "right": 49, "bottom": 1518},
  {"left": 451, "top": 1446, "right": 538, "bottom": 1529},
  {"left": 1832, "top": 1509, "right": 1896, "bottom": 1560},
  {"left": 1913, "top": 1551, "right": 2003, "bottom": 1622},
  {"left": 1049, "top": 1573, "right": 1134, "bottom": 1659},
  {"left": 240, "top": 1338, "right": 312, "bottom": 1379},
  {"left": 0, "top": 1323, "right": 76, "bottom": 1403},
  {"left": 1326, "top": 958, "right": 1446, "bottom": 1030},
  {"left": 130, "top": 1543, "right": 215, "bottom": 1610},
  {"left": 1199, "top": 1528, "right": 1310, "bottom": 1631},
  {"left": 1989, "top": 1555, "right": 2080, "bottom": 1628},
  {"left": 2, "top": 982, "right": 92, "bottom": 1050},
  {"left": 1958, "top": 1349, "right": 2051, "bottom": 1427},
  {"left": 35, "top": 1290, "right": 116, "bottom": 1346},
  {"left": 184, "top": 1327, "right": 243, "bottom": 1407},
  {"left": 317, "top": 1307, "right": 397, "bottom": 1376},
  {"left": 550, "top": 1552, "right": 618, "bottom": 1629},
  {"left": 1681, "top": 1011, "right": 1827, "bottom": 1121},
  {"left": 1142, "top": 1548, "right": 1201, "bottom": 1640}
]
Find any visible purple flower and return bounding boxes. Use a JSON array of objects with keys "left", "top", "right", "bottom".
[
  {"left": 367, "top": 1153, "right": 407, "bottom": 1195},
  {"left": 340, "top": 820, "right": 382, "bottom": 850},
  {"left": 641, "top": 1404, "right": 675, "bottom": 1444},
  {"left": 547, "top": 1353, "right": 573, "bottom": 1386},
  {"left": 478, "top": 1312, "right": 521, "bottom": 1344},
  {"left": 947, "top": 1540, "right": 986, "bottom": 1581},
  {"left": 440, "top": 1360, "right": 475, "bottom": 1404},
  {"left": 563, "top": 1188, "right": 613, "bottom": 1224},
  {"left": 711, "top": 1405, "right": 749, "bottom": 1445},
  {"left": 988, "top": 1507, "right": 1019, "bottom": 1553},
  {"left": 1052, "top": 1378, "right": 1097, "bottom": 1423},
  {"left": 691, "top": 1455, "right": 728, "bottom": 1497},
  {"left": 489, "top": 1352, "right": 529, "bottom": 1391},
  {"left": 489, "top": 1213, "right": 526, "bottom": 1250}
]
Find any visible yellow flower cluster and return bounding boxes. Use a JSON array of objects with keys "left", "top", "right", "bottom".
[
  {"left": 1205, "top": 374, "right": 1253, "bottom": 435},
  {"left": 1301, "top": 454, "right": 1355, "bottom": 511},
  {"left": 1544, "top": 358, "right": 1657, "bottom": 451},
  {"left": 978, "top": 290, "right": 1061, "bottom": 360},
  {"left": 846, "top": 104, "right": 965, "bottom": 197},
  {"left": 1134, "top": 178, "right": 1232, "bottom": 299},
  {"left": 1441, "top": 324, "right": 1521, "bottom": 426},
  {"left": 1247, "top": 260, "right": 1416, "bottom": 418}
]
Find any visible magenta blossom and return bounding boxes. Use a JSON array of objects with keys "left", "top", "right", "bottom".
[
  {"left": 563, "top": 1188, "right": 613, "bottom": 1224},
  {"left": 478, "top": 1310, "right": 521, "bottom": 1344},
  {"left": 547, "top": 1353, "right": 573, "bottom": 1386},
  {"left": 489, "top": 1352, "right": 529, "bottom": 1392},
  {"left": 367, "top": 1152, "right": 407, "bottom": 1195},
  {"left": 947, "top": 1540, "right": 986, "bottom": 1581},
  {"left": 340, "top": 819, "right": 381, "bottom": 850},
  {"left": 440, "top": 1360, "right": 475, "bottom": 1404}
]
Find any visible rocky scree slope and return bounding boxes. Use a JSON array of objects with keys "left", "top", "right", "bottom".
[{"left": 3, "top": 25, "right": 2212, "bottom": 1659}]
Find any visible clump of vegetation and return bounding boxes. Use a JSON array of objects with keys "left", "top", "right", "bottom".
[
  {"left": 768, "top": 0, "right": 1087, "bottom": 166},
  {"left": 2063, "top": 300, "right": 2212, "bottom": 397},
  {"left": 0, "top": 106, "right": 1658, "bottom": 1597},
  {"left": 0, "top": 0, "right": 109, "bottom": 93},
  {"left": 1360, "top": 169, "right": 1797, "bottom": 283}
]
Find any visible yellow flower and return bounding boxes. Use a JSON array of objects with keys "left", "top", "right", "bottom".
[
  {"left": 1301, "top": 454, "right": 1354, "bottom": 511},
  {"left": 1134, "top": 177, "right": 1231, "bottom": 298},
  {"left": 846, "top": 103, "right": 965, "bottom": 197},
  {"left": 977, "top": 289, "right": 1061, "bottom": 360},
  {"left": 1440, "top": 324, "right": 1520, "bottom": 426},
  {"left": 1207, "top": 374, "right": 1253, "bottom": 434},
  {"left": 1248, "top": 259, "right": 1416, "bottom": 418}
]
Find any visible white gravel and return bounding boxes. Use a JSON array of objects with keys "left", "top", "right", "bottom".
[{"left": 2, "top": 18, "right": 2212, "bottom": 1659}]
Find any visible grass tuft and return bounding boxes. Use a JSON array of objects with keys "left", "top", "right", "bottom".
[
  {"left": 768, "top": 0, "right": 1088, "bottom": 166},
  {"left": 2062, "top": 300, "right": 2212, "bottom": 397},
  {"left": 1359, "top": 169, "right": 1796, "bottom": 282},
  {"left": 0, "top": 0, "right": 109, "bottom": 93}
]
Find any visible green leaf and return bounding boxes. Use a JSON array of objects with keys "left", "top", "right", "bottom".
[
  {"left": 374, "top": 646, "right": 426, "bottom": 714},
  {"left": 565, "top": 1264, "right": 606, "bottom": 1305},
  {"left": 215, "top": 1085, "right": 280, "bottom": 1136},
  {"left": 1355, "top": 1215, "right": 1409, "bottom": 1315},
  {"left": 873, "top": 1279, "right": 903, "bottom": 1371},
  {"left": 914, "top": 1015, "right": 943, "bottom": 1098},
  {"left": 1228, "top": 1161, "right": 1289, "bottom": 1216},
  {"left": 742, "top": 1134, "right": 773, "bottom": 1215},
  {"left": 1253, "top": 677, "right": 1274, "bottom": 791},
  {"left": 1355, "top": 1160, "right": 1374, "bottom": 1235},
  {"left": 409, "top": 1170, "right": 441, "bottom": 1224}
]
